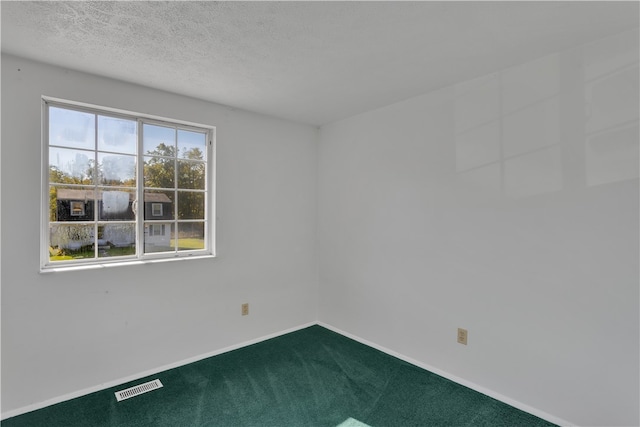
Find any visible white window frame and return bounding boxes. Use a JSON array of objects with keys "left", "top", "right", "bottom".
[{"left": 41, "top": 97, "right": 216, "bottom": 272}]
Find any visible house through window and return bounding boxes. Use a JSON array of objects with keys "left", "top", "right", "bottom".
[{"left": 42, "top": 98, "right": 215, "bottom": 270}]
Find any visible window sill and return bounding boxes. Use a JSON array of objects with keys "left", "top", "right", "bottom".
[{"left": 40, "top": 253, "right": 216, "bottom": 274}]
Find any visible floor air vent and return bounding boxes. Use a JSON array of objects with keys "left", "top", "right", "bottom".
[{"left": 115, "top": 379, "right": 163, "bottom": 402}]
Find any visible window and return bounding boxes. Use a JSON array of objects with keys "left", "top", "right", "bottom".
[
  {"left": 42, "top": 98, "right": 215, "bottom": 270},
  {"left": 151, "top": 203, "right": 163, "bottom": 217},
  {"left": 69, "top": 201, "right": 85, "bottom": 216},
  {"left": 150, "top": 224, "right": 165, "bottom": 236}
]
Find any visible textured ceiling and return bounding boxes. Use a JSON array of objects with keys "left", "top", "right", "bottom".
[{"left": 2, "top": 1, "right": 638, "bottom": 126}]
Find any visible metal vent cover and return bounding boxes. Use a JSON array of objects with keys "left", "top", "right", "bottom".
[{"left": 115, "top": 379, "right": 163, "bottom": 402}]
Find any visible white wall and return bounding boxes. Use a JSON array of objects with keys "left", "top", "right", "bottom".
[
  {"left": 318, "top": 30, "right": 639, "bottom": 427},
  {"left": 1, "top": 54, "right": 318, "bottom": 414}
]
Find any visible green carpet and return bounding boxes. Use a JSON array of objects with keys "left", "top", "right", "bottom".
[{"left": 2, "top": 326, "right": 555, "bottom": 426}]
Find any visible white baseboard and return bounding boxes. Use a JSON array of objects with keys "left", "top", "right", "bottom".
[
  {"left": 318, "top": 322, "right": 574, "bottom": 427},
  {"left": 1, "top": 321, "right": 316, "bottom": 421}
]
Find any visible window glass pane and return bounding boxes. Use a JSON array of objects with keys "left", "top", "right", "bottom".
[
  {"left": 49, "top": 147, "right": 94, "bottom": 184},
  {"left": 49, "top": 223, "right": 95, "bottom": 261},
  {"left": 99, "top": 189, "right": 135, "bottom": 220},
  {"left": 144, "top": 156, "right": 175, "bottom": 188},
  {"left": 98, "top": 223, "right": 136, "bottom": 257},
  {"left": 49, "top": 107, "right": 95, "bottom": 150},
  {"left": 98, "top": 116, "right": 137, "bottom": 154},
  {"left": 51, "top": 187, "right": 95, "bottom": 222},
  {"left": 144, "top": 190, "right": 174, "bottom": 220},
  {"left": 178, "top": 130, "right": 206, "bottom": 159},
  {"left": 178, "top": 191, "right": 205, "bottom": 219},
  {"left": 178, "top": 160, "right": 205, "bottom": 189},
  {"left": 144, "top": 222, "right": 175, "bottom": 253},
  {"left": 143, "top": 124, "right": 175, "bottom": 156},
  {"left": 98, "top": 153, "right": 136, "bottom": 186},
  {"left": 176, "top": 222, "right": 205, "bottom": 251}
]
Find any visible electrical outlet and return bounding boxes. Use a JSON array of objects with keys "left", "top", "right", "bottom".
[
  {"left": 241, "top": 303, "right": 249, "bottom": 316},
  {"left": 457, "top": 328, "right": 468, "bottom": 345}
]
